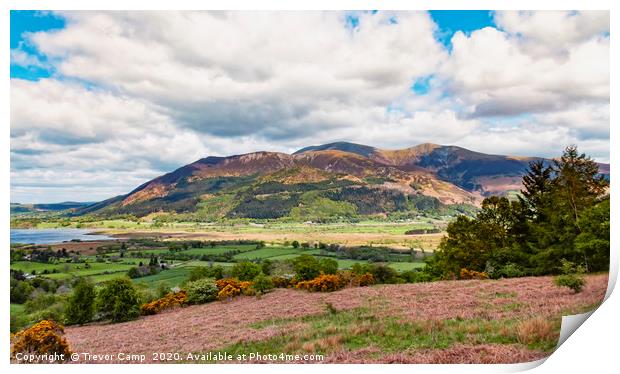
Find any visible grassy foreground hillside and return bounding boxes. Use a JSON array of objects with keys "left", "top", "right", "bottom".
[{"left": 63, "top": 274, "right": 607, "bottom": 364}]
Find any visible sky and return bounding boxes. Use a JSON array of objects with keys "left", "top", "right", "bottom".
[{"left": 10, "top": 10, "right": 610, "bottom": 203}]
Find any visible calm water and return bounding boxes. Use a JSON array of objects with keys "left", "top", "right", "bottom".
[{"left": 10, "top": 228, "right": 113, "bottom": 245}]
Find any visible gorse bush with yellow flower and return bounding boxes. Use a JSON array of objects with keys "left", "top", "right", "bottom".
[
  {"left": 351, "top": 272, "right": 375, "bottom": 287},
  {"left": 295, "top": 273, "right": 346, "bottom": 292},
  {"left": 459, "top": 268, "right": 489, "bottom": 280},
  {"left": 11, "top": 320, "right": 71, "bottom": 361},
  {"left": 140, "top": 291, "right": 187, "bottom": 315},
  {"left": 215, "top": 278, "right": 253, "bottom": 300}
]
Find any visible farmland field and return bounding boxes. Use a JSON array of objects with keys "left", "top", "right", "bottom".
[
  {"left": 10, "top": 261, "right": 135, "bottom": 280},
  {"left": 132, "top": 267, "right": 194, "bottom": 289},
  {"left": 233, "top": 247, "right": 305, "bottom": 260}
]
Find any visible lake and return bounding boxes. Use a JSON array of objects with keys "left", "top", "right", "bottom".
[{"left": 10, "top": 228, "right": 114, "bottom": 245}]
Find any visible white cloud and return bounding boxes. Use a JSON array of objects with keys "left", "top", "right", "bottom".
[
  {"left": 10, "top": 49, "right": 46, "bottom": 68},
  {"left": 26, "top": 11, "right": 445, "bottom": 139},
  {"left": 494, "top": 10, "right": 609, "bottom": 56},
  {"left": 443, "top": 21, "right": 609, "bottom": 118},
  {"left": 10, "top": 10, "right": 610, "bottom": 202}
]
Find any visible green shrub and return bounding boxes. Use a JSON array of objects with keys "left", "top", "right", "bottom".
[
  {"left": 156, "top": 282, "right": 171, "bottom": 299},
  {"left": 292, "top": 254, "right": 321, "bottom": 281},
  {"left": 231, "top": 262, "right": 262, "bottom": 281},
  {"left": 10, "top": 313, "right": 29, "bottom": 334},
  {"left": 370, "top": 264, "right": 399, "bottom": 283},
  {"left": 96, "top": 278, "right": 141, "bottom": 322},
  {"left": 261, "top": 259, "right": 273, "bottom": 275},
  {"left": 554, "top": 275, "right": 586, "bottom": 293},
  {"left": 497, "top": 263, "right": 525, "bottom": 278},
  {"left": 64, "top": 278, "right": 96, "bottom": 325},
  {"left": 252, "top": 274, "right": 274, "bottom": 294},
  {"left": 24, "top": 293, "right": 60, "bottom": 315},
  {"left": 185, "top": 278, "right": 218, "bottom": 304},
  {"left": 10, "top": 279, "right": 35, "bottom": 304},
  {"left": 400, "top": 270, "right": 434, "bottom": 283},
  {"left": 127, "top": 267, "right": 141, "bottom": 279},
  {"left": 318, "top": 258, "right": 338, "bottom": 275},
  {"left": 554, "top": 259, "right": 586, "bottom": 293}
]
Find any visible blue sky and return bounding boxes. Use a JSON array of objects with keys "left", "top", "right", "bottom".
[
  {"left": 10, "top": 11, "right": 610, "bottom": 203},
  {"left": 10, "top": 11, "right": 65, "bottom": 81},
  {"left": 429, "top": 10, "right": 495, "bottom": 48}
]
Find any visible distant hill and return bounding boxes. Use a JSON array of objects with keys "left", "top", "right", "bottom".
[
  {"left": 11, "top": 202, "right": 94, "bottom": 215},
  {"left": 70, "top": 142, "right": 610, "bottom": 220}
]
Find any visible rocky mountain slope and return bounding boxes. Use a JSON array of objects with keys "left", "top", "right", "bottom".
[{"left": 76, "top": 142, "right": 610, "bottom": 219}]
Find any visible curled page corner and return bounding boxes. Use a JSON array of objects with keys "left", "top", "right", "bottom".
[
  {"left": 557, "top": 310, "right": 596, "bottom": 348},
  {"left": 511, "top": 308, "right": 600, "bottom": 372}
]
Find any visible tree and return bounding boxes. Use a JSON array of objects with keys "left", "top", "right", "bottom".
[
  {"left": 96, "top": 278, "right": 140, "bottom": 322},
  {"left": 252, "top": 274, "right": 274, "bottom": 294},
  {"left": 553, "top": 146, "right": 608, "bottom": 229},
  {"left": 574, "top": 198, "right": 610, "bottom": 272},
  {"left": 65, "top": 278, "right": 96, "bottom": 325},
  {"left": 291, "top": 240, "right": 300, "bottom": 249},
  {"left": 261, "top": 259, "right": 273, "bottom": 275},
  {"left": 231, "top": 262, "right": 262, "bottom": 281},
  {"left": 185, "top": 278, "right": 218, "bottom": 304},
  {"left": 318, "top": 258, "right": 338, "bottom": 275},
  {"left": 531, "top": 146, "right": 609, "bottom": 273},
  {"left": 10, "top": 279, "right": 35, "bottom": 304},
  {"left": 429, "top": 146, "right": 609, "bottom": 278},
  {"left": 292, "top": 254, "right": 321, "bottom": 281},
  {"left": 519, "top": 160, "right": 553, "bottom": 222}
]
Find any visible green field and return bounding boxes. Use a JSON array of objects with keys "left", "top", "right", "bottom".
[
  {"left": 233, "top": 246, "right": 305, "bottom": 260},
  {"left": 132, "top": 267, "right": 194, "bottom": 289},
  {"left": 384, "top": 261, "right": 426, "bottom": 271},
  {"left": 11, "top": 238, "right": 429, "bottom": 294},
  {"left": 182, "top": 245, "right": 257, "bottom": 256},
  {"left": 11, "top": 261, "right": 136, "bottom": 280},
  {"left": 173, "top": 260, "right": 235, "bottom": 268}
]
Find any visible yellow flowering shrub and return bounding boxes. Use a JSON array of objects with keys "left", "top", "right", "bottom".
[
  {"left": 351, "top": 272, "right": 375, "bottom": 287},
  {"left": 11, "top": 320, "right": 71, "bottom": 361},
  {"left": 295, "top": 273, "right": 346, "bottom": 292},
  {"left": 459, "top": 268, "right": 489, "bottom": 280},
  {"left": 140, "top": 291, "right": 187, "bottom": 315},
  {"left": 216, "top": 278, "right": 253, "bottom": 300}
]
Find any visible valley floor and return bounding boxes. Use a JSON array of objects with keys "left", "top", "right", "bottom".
[{"left": 64, "top": 274, "right": 608, "bottom": 364}]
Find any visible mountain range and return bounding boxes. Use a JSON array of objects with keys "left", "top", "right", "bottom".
[{"left": 74, "top": 142, "right": 610, "bottom": 220}]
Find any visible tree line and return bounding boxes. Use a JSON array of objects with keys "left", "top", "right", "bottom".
[{"left": 425, "top": 146, "right": 609, "bottom": 278}]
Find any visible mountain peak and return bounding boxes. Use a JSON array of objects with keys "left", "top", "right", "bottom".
[{"left": 293, "top": 142, "right": 377, "bottom": 158}]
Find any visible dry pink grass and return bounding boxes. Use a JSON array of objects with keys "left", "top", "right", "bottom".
[
  {"left": 64, "top": 274, "right": 608, "bottom": 363},
  {"left": 324, "top": 344, "right": 548, "bottom": 364}
]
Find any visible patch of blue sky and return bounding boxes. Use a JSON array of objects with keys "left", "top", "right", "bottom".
[
  {"left": 10, "top": 11, "right": 66, "bottom": 80},
  {"left": 429, "top": 10, "right": 495, "bottom": 50},
  {"left": 344, "top": 11, "right": 399, "bottom": 31},
  {"left": 411, "top": 75, "right": 434, "bottom": 95},
  {"left": 490, "top": 113, "right": 535, "bottom": 124},
  {"left": 345, "top": 13, "right": 360, "bottom": 30}
]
